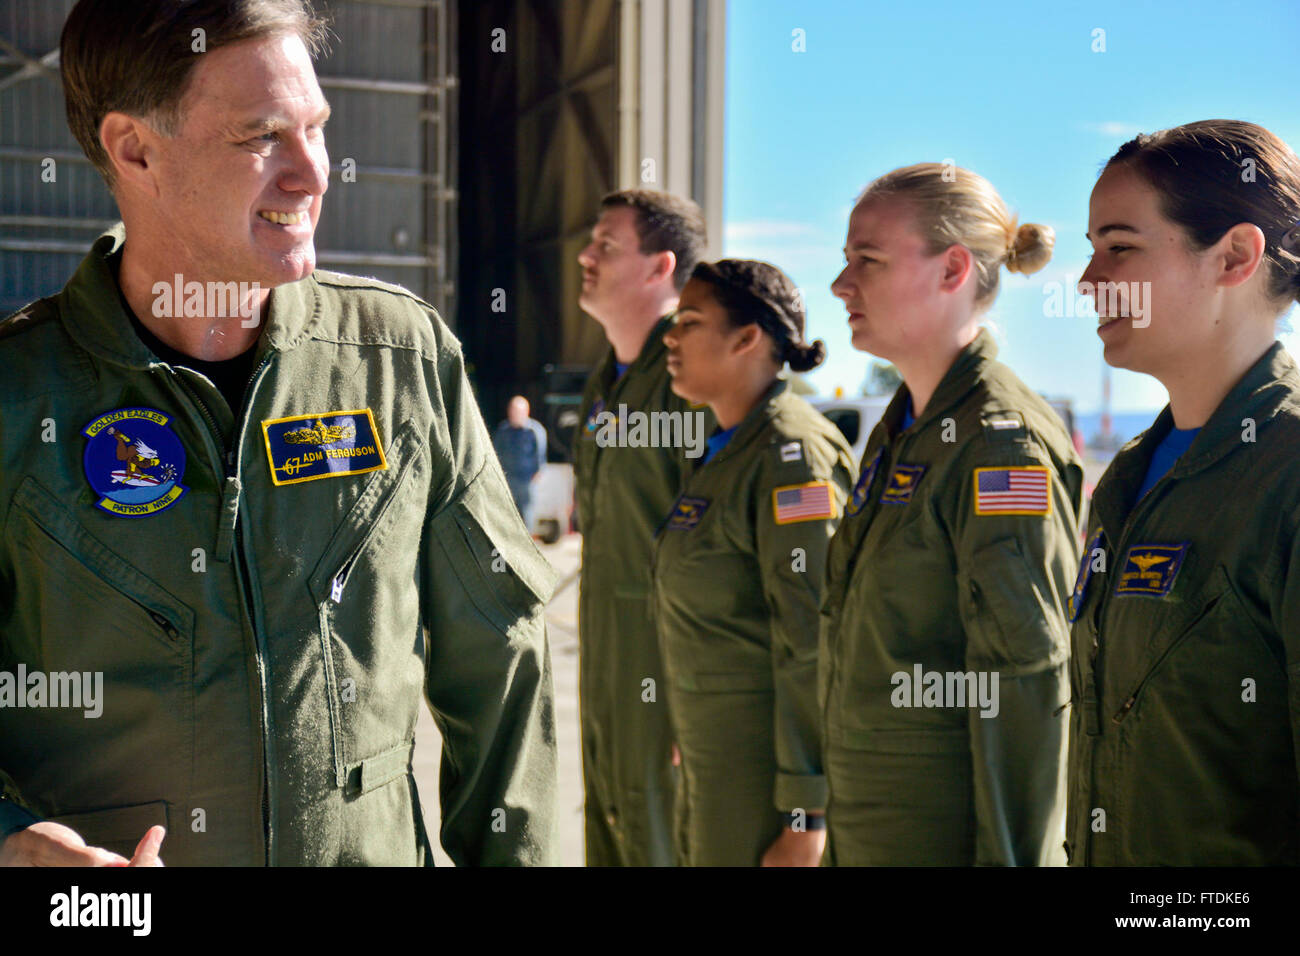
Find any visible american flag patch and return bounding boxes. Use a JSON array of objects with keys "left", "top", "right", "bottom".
[
  {"left": 973, "top": 466, "right": 1051, "bottom": 516},
  {"left": 772, "top": 481, "right": 835, "bottom": 524}
]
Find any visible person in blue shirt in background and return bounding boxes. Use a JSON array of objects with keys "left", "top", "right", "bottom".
[{"left": 494, "top": 395, "right": 548, "bottom": 532}]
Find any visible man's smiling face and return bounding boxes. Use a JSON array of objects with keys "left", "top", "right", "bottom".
[{"left": 144, "top": 31, "right": 330, "bottom": 288}]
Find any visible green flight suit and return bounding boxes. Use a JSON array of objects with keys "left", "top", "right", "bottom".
[
  {"left": 1066, "top": 341, "right": 1300, "bottom": 865},
  {"left": 820, "top": 328, "right": 1084, "bottom": 866},
  {"left": 652, "top": 379, "right": 853, "bottom": 866},
  {"left": 0, "top": 225, "right": 559, "bottom": 866},
  {"left": 574, "top": 316, "right": 713, "bottom": 866}
]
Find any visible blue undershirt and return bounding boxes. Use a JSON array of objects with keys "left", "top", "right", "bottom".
[
  {"left": 900, "top": 400, "right": 916, "bottom": 431},
  {"left": 701, "top": 425, "right": 738, "bottom": 465},
  {"left": 1136, "top": 425, "right": 1201, "bottom": 501},
  {"left": 614, "top": 360, "right": 629, "bottom": 379}
]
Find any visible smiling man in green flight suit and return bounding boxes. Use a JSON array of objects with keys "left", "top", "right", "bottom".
[
  {"left": 573, "top": 189, "right": 710, "bottom": 866},
  {"left": 0, "top": 0, "right": 557, "bottom": 868}
]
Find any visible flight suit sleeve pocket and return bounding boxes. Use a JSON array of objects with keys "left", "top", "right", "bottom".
[
  {"left": 960, "top": 535, "right": 1068, "bottom": 673},
  {"left": 431, "top": 461, "right": 559, "bottom": 638},
  {"left": 48, "top": 801, "right": 169, "bottom": 859}
]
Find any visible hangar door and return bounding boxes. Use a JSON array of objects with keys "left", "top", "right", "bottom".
[{"left": 0, "top": 0, "right": 458, "bottom": 325}]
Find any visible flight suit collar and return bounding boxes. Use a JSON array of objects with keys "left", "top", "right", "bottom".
[
  {"left": 58, "top": 223, "right": 325, "bottom": 368},
  {"left": 1089, "top": 340, "right": 1297, "bottom": 544},
  {"left": 700, "top": 377, "right": 789, "bottom": 469},
  {"left": 884, "top": 326, "right": 998, "bottom": 437},
  {"left": 595, "top": 313, "right": 675, "bottom": 394}
]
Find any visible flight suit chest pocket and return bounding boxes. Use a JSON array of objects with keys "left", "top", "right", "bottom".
[
  {"left": 305, "top": 421, "right": 427, "bottom": 787},
  {"left": 1106, "top": 565, "right": 1273, "bottom": 726},
  {"left": 307, "top": 420, "right": 426, "bottom": 606},
  {"left": 859, "top": 504, "right": 935, "bottom": 597},
  {"left": 6, "top": 477, "right": 197, "bottom": 662},
  {"left": 3, "top": 477, "right": 196, "bottom": 791}
]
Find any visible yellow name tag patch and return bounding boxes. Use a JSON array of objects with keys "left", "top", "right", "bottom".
[{"left": 262, "top": 408, "right": 388, "bottom": 486}]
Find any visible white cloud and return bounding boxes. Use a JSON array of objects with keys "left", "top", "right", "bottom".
[{"left": 1080, "top": 120, "right": 1145, "bottom": 138}]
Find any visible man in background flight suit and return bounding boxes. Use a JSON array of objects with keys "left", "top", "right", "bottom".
[{"left": 573, "top": 189, "right": 710, "bottom": 865}]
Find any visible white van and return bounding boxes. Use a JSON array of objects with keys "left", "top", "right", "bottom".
[{"left": 811, "top": 396, "right": 892, "bottom": 466}]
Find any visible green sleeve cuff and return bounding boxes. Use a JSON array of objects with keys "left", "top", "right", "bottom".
[
  {"left": 774, "top": 772, "right": 828, "bottom": 813},
  {"left": 0, "top": 797, "right": 43, "bottom": 837}
]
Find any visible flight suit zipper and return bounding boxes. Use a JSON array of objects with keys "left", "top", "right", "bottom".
[
  {"left": 328, "top": 431, "right": 421, "bottom": 603},
  {"left": 823, "top": 435, "right": 895, "bottom": 741},
  {"left": 167, "top": 356, "right": 276, "bottom": 865},
  {"left": 146, "top": 609, "right": 181, "bottom": 642},
  {"left": 1081, "top": 469, "right": 1176, "bottom": 865},
  {"left": 647, "top": 448, "right": 695, "bottom": 626},
  {"left": 230, "top": 356, "right": 275, "bottom": 863}
]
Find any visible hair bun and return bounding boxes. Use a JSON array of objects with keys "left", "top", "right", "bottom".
[
  {"left": 1005, "top": 222, "right": 1055, "bottom": 276},
  {"left": 787, "top": 339, "right": 826, "bottom": 373}
]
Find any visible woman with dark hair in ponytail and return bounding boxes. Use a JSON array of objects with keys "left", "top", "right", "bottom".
[
  {"left": 1067, "top": 119, "right": 1300, "bottom": 865},
  {"left": 653, "top": 259, "right": 854, "bottom": 866}
]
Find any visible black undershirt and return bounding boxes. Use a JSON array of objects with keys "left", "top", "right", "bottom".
[
  {"left": 111, "top": 252, "right": 260, "bottom": 416},
  {"left": 127, "top": 309, "right": 258, "bottom": 417}
]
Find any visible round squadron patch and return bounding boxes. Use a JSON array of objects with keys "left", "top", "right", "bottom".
[{"left": 82, "top": 408, "right": 188, "bottom": 517}]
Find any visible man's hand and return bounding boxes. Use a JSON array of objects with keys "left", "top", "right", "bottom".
[
  {"left": 128, "top": 825, "right": 166, "bottom": 867},
  {"left": 760, "top": 823, "right": 826, "bottom": 867},
  {"left": 0, "top": 822, "right": 166, "bottom": 867}
]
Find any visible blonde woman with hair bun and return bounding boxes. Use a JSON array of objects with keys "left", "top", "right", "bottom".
[{"left": 819, "top": 162, "right": 1084, "bottom": 866}]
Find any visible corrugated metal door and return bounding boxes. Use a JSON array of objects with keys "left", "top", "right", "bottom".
[{"left": 0, "top": 0, "right": 457, "bottom": 324}]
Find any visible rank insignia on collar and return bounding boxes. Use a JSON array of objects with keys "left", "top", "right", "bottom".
[
  {"left": 1068, "top": 528, "right": 1106, "bottom": 622},
  {"left": 846, "top": 449, "right": 882, "bottom": 516},
  {"left": 82, "top": 408, "right": 188, "bottom": 516},
  {"left": 262, "top": 408, "right": 387, "bottom": 486},
  {"left": 779, "top": 441, "right": 803, "bottom": 463},
  {"left": 881, "top": 463, "right": 926, "bottom": 504},
  {"left": 1115, "top": 542, "right": 1189, "bottom": 598},
  {"left": 666, "top": 495, "right": 710, "bottom": 531}
]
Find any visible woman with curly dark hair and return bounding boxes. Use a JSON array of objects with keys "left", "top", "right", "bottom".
[{"left": 653, "top": 259, "right": 854, "bottom": 866}]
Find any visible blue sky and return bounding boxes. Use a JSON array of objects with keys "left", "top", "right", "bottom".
[{"left": 723, "top": 0, "right": 1300, "bottom": 412}]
